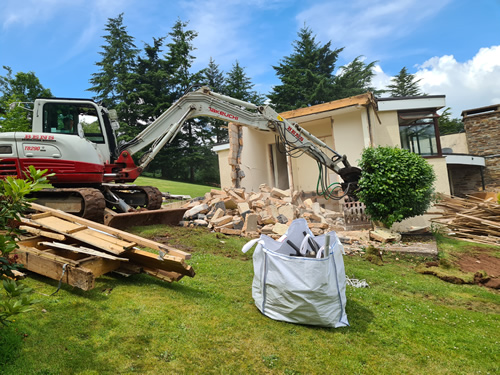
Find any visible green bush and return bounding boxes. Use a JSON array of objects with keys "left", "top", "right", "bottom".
[
  {"left": 357, "top": 146, "right": 436, "bottom": 228},
  {"left": 1, "top": 166, "right": 49, "bottom": 326}
]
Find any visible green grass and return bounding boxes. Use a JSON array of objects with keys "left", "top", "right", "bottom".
[
  {"left": 37, "top": 176, "right": 216, "bottom": 199},
  {"left": 133, "top": 176, "right": 217, "bottom": 198},
  {"left": 2, "top": 226, "right": 499, "bottom": 375}
]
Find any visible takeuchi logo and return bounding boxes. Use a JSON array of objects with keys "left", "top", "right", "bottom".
[{"left": 209, "top": 107, "right": 238, "bottom": 120}]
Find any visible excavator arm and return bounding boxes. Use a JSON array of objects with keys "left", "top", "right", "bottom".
[{"left": 118, "top": 86, "right": 361, "bottom": 198}]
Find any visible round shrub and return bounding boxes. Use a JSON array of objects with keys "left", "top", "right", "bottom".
[{"left": 357, "top": 146, "right": 436, "bottom": 228}]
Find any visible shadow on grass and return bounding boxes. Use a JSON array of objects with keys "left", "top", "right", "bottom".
[{"left": 0, "top": 326, "right": 24, "bottom": 367}]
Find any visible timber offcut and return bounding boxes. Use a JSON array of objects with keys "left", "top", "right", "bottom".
[{"left": 14, "top": 203, "right": 195, "bottom": 291}]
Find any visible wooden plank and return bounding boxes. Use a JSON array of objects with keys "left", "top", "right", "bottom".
[
  {"left": 29, "top": 202, "right": 191, "bottom": 259},
  {"left": 124, "top": 248, "right": 195, "bottom": 277},
  {"left": 31, "top": 215, "right": 136, "bottom": 255},
  {"left": 19, "top": 225, "right": 66, "bottom": 241},
  {"left": 38, "top": 242, "right": 129, "bottom": 261},
  {"left": 15, "top": 245, "right": 96, "bottom": 291},
  {"left": 142, "top": 267, "right": 184, "bottom": 282}
]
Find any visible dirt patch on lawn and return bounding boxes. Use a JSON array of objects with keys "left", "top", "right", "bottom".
[{"left": 455, "top": 249, "right": 500, "bottom": 289}]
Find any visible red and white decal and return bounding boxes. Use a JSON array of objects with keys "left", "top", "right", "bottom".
[
  {"left": 209, "top": 107, "right": 239, "bottom": 120},
  {"left": 24, "top": 145, "right": 41, "bottom": 151},
  {"left": 286, "top": 125, "right": 304, "bottom": 142},
  {"left": 23, "top": 134, "right": 55, "bottom": 141}
]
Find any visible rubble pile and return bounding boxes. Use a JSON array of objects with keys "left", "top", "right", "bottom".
[{"left": 180, "top": 184, "right": 346, "bottom": 239}]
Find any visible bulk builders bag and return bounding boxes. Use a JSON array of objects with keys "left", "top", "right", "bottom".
[{"left": 242, "top": 218, "right": 349, "bottom": 328}]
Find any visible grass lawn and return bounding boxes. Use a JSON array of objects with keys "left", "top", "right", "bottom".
[
  {"left": 1, "top": 225, "right": 499, "bottom": 375},
  {"left": 133, "top": 176, "right": 217, "bottom": 199}
]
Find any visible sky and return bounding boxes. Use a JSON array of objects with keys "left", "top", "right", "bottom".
[{"left": 1, "top": 0, "right": 500, "bottom": 118}]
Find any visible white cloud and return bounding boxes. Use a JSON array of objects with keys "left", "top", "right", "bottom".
[{"left": 416, "top": 46, "right": 500, "bottom": 117}]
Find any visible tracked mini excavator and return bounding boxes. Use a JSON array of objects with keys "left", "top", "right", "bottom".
[{"left": 0, "top": 87, "right": 361, "bottom": 228}]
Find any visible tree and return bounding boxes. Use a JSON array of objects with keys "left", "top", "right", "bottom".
[
  {"left": 268, "top": 26, "right": 343, "bottom": 112},
  {"left": 357, "top": 146, "right": 436, "bottom": 228},
  {"left": 335, "top": 56, "right": 383, "bottom": 98},
  {"left": 202, "top": 58, "right": 228, "bottom": 144},
  {"left": 0, "top": 66, "right": 52, "bottom": 132},
  {"left": 225, "top": 61, "right": 264, "bottom": 104},
  {"left": 147, "top": 19, "right": 206, "bottom": 183},
  {"left": 386, "top": 67, "right": 423, "bottom": 97},
  {"left": 88, "top": 13, "right": 139, "bottom": 126},
  {"left": 438, "top": 107, "right": 464, "bottom": 135}
]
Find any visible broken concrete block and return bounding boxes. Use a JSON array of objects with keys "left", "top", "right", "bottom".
[
  {"left": 259, "top": 184, "right": 271, "bottom": 193},
  {"left": 220, "top": 228, "right": 242, "bottom": 236},
  {"left": 276, "top": 214, "right": 288, "bottom": 224},
  {"left": 237, "top": 202, "right": 250, "bottom": 215},
  {"left": 242, "top": 213, "right": 259, "bottom": 233},
  {"left": 272, "top": 223, "right": 289, "bottom": 236},
  {"left": 184, "top": 204, "right": 209, "bottom": 219},
  {"left": 370, "top": 228, "right": 401, "bottom": 243},
  {"left": 278, "top": 204, "right": 295, "bottom": 221},
  {"left": 303, "top": 198, "right": 314, "bottom": 209},
  {"left": 224, "top": 198, "right": 238, "bottom": 210},
  {"left": 212, "top": 215, "right": 233, "bottom": 227},
  {"left": 271, "top": 187, "right": 290, "bottom": 198}
]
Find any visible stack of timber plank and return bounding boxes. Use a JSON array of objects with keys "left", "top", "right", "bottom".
[
  {"left": 15, "top": 202, "right": 195, "bottom": 291},
  {"left": 181, "top": 184, "right": 346, "bottom": 238},
  {"left": 432, "top": 194, "right": 500, "bottom": 246}
]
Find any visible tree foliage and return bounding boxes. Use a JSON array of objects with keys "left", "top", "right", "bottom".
[
  {"left": 0, "top": 66, "right": 52, "bottom": 132},
  {"left": 88, "top": 13, "right": 139, "bottom": 126},
  {"left": 438, "top": 107, "right": 464, "bottom": 135},
  {"left": 386, "top": 67, "right": 423, "bottom": 97},
  {"left": 357, "top": 146, "right": 436, "bottom": 228},
  {"left": 335, "top": 57, "right": 384, "bottom": 98},
  {"left": 268, "top": 26, "right": 379, "bottom": 112}
]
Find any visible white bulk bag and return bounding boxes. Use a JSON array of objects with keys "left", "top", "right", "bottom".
[{"left": 242, "top": 218, "right": 349, "bottom": 328}]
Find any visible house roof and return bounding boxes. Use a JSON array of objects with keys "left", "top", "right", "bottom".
[
  {"left": 377, "top": 95, "right": 446, "bottom": 112},
  {"left": 461, "top": 104, "right": 500, "bottom": 118},
  {"left": 279, "top": 92, "right": 376, "bottom": 121}
]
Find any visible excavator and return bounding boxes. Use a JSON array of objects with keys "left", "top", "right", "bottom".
[{"left": 0, "top": 86, "right": 361, "bottom": 227}]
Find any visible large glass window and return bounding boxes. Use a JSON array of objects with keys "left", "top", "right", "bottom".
[
  {"left": 398, "top": 111, "right": 440, "bottom": 157},
  {"left": 43, "top": 103, "right": 105, "bottom": 143}
]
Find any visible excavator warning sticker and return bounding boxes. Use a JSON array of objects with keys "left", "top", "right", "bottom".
[{"left": 277, "top": 115, "right": 284, "bottom": 121}]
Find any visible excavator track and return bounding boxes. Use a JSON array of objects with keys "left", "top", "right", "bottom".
[
  {"left": 30, "top": 188, "right": 106, "bottom": 222},
  {"left": 105, "top": 185, "right": 163, "bottom": 210}
]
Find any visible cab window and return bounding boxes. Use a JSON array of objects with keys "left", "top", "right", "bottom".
[{"left": 43, "top": 103, "right": 105, "bottom": 143}]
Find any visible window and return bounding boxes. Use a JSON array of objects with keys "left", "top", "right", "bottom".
[
  {"left": 398, "top": 111, "right": 441, "bottom": 157},
  {"left": 43, "top": 103, "right": 105, "bottom": 143}
]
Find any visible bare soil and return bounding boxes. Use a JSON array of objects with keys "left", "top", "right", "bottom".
[{"left": 454, "top": 248, "right": 500, "bottom": 289}]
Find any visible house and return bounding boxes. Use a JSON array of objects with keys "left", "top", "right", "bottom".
[{"left": 213, "top": 93, "right": 450, "bottom": 229}]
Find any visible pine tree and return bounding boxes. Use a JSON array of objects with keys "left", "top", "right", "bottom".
[
  {"left": 88, "top": 13, "right": 139, "bottom": 126},
  {"left": 203, "top": 58, "right": 228, "bottom": 144},
  {"left": 267, "top": 26, "right": 343, "bottom": 112},
  {"left": 386, "top": 67, "right": 423, "bottom": 97},
  {"left": 335, "top": 57, "right": 382, "bottom": 98},
  {"left": 225, "top": 61, "right": 264, "bottom": 104},
  {"left": 148, "top": 19, "right": 206, "bottom": 183}
]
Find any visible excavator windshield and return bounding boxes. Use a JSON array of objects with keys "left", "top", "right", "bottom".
[{"left": 42, "top": 102, "right": 105, "bottom": 143}]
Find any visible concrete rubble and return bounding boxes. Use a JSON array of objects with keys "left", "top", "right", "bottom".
[{"left": 180, "top": 185, "right": 439, "bottom": 258}]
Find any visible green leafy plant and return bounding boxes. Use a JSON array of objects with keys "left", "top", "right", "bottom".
[
  {"left": 357, "top": 146, "right": 436, "bottom": 227},
  {"left": 1, "top": 166, "right": 50, "bottom": 325}
]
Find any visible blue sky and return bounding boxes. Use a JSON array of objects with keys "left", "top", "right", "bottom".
[{"left": 1, "top": 0, "right": 499, "bottom": 118}]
